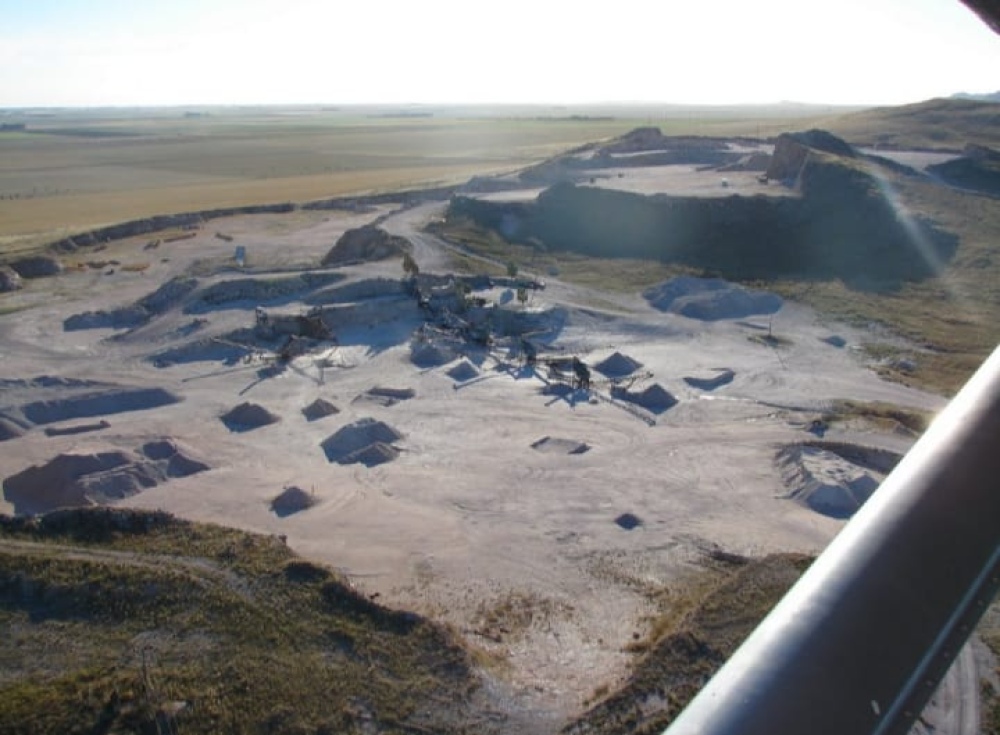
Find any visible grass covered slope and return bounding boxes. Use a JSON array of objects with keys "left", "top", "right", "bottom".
[
  {"left": 0, "top": 508, "right": 486, "bottom": 735},
  {"left": 822, "top": 98, "right": 1000, "bottom": 150}
]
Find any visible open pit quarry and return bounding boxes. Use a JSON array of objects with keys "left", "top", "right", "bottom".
[{"left": 3, "top": 128, "right": 987, "bottom": 731}]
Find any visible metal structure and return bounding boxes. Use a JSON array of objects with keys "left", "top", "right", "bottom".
[{"left": 664, "top": 345, "right": 1000, "bottom": 734}]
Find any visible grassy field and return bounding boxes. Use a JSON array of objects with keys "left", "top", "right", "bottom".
[{"left": 0, "top": 105, "right": 837, "bottom": 252}]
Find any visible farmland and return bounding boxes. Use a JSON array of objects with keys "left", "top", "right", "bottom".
[{"left": 0, "top": 104, "right": 843, "bottom": 253}]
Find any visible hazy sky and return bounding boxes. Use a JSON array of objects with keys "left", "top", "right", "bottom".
[{"left": 1, "top": 0, "right": 997, "bottom": 107}]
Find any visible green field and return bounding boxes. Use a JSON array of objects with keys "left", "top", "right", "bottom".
[{"left": 0, "top": 104, "right": 839, "bottom": 252}]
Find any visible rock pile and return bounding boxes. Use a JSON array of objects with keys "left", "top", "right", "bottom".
[
  {"left": 9, "top": 255, "right": 62, "bottom": 279},
  {"left": 321, "top": 226, "right": 411, "bottom": 266},
  {"left": 65, "top": 277, "right": 199, "bottom": 332},
  {"left": 271, "top": 486, "right": 316, "bottom": 517},
  {"left": 3, "top": 440, "right": 209, "bottom": 515},
  {"left": 766, "top": 129, "right": 855, "bottom": 182},
  {"left": 20, "top": 387, "right": 182, "bottom": 425},
  {"left": 614, "top": 512, "right": 642, "bottom": 530},
  {"left": 0, "top": 417, "right": 26, "bottom": 441},
  {"left": 447, "top": 360, "right": 479, "bottom": 382},
  {"left": 220, "top": 402, "right": 280, "bottom": 432},
  {"left": 611, "top": 384, "right": 677, "bottom": 413},
  {"left": 321, "top": 418, "right": 403, "bottom": 467},
  {"left": 301, "top": 398, "right": 340, "bottom": 422},
  {"left": 776, "top": 444, "right": 883, "bottom": 519},
  {"left": 594, "top": 352, "right": 643, "bottom": 378},
  {"left": 411, "top": 342, "right": 457, "bottom": 368},
  {"left": 927, "top": 143, "right": 1000, "bottom": 196},
  {"left": 643, "top": 277, "right": 782, "bottom": 321}
]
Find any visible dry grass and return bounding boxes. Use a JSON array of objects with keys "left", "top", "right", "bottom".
[
  {"left": 819, "top": 98, "right": 1000, "bottom": 150},
  {"left": 471, "top": 591, "right": 571, "bottom": 644},
  {"left": 0, "top": 113, "right": 641, "bottom": 251},
  {"left": 0, "top": 165, "right": 499, "bottom": 252},
  {"left": 821, "top": 399, "right": 933, "bottom": 436},
  {"left": 0, "top": 508, "right": 487, "bottom": 735}
]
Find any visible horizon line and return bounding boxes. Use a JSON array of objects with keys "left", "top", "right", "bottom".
[{"left": 0, "top": 99, "right": 939, "bottom": 113}]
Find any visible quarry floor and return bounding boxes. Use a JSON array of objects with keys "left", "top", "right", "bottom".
[{"left": 0, "top": 183, "right": 977, "bottom": 729}]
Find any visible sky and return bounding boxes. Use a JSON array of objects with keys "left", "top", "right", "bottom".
[{"left": 0, "top": 0, "right": 998, "bottom": 108}]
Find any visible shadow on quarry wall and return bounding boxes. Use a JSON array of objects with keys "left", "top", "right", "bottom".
[{"left": 449, "top": 158, "right": 959, "bottom": 291}]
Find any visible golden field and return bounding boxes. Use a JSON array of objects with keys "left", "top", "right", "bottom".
[{"left": 0, "top": 105, "right": 835, "bottom": 252}]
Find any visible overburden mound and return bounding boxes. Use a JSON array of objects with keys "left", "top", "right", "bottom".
[{"left": 775, "top": 442, "right": 899, "bottom": 519}]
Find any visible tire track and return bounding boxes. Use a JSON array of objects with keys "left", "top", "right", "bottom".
[{"left": 0, "top": 538, "right": 256, "bottom": 603}]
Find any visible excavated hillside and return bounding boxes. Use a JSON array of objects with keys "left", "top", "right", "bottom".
[{"left": 448, "top": 131, "right": 958, "bottom": 289}]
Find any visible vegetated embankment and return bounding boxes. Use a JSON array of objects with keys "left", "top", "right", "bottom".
[{"left": 0, "top": 508, "right": 494, "bottom": 735}]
